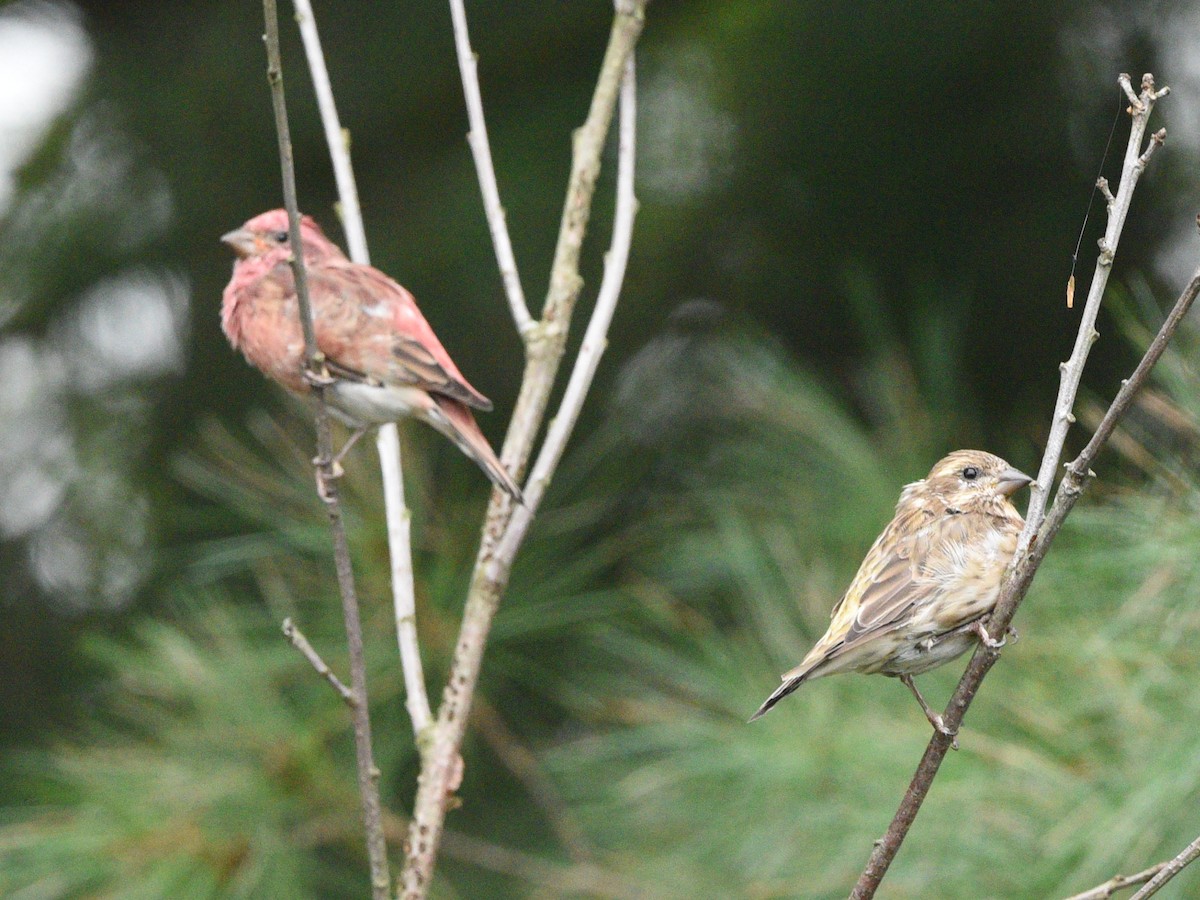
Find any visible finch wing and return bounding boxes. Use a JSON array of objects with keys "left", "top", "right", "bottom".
[
  {"left": 307, "top": 264, "right": 493, "bottom": 411},
  {"left": 791, "top": 505, "right": 977, "bottom": 677}
]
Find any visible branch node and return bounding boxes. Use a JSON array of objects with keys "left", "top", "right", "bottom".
[
  {"left": 1138, "top": 128, "right": 1167, "bottom": 168},
  {"left": 401, "top": 19, "right": 644, "bottom": 895}
]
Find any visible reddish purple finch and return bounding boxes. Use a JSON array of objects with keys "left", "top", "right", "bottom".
[
  {"left": 220, "top": 209, "right": 521, "bottom": 499},
  {"left": 751, "top": 450, "right": 1032, "bottom": 736}
]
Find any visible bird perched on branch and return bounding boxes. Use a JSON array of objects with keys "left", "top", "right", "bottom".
[
  {"left": 220, "top": 209, "right": 521, "bottom": 500},
  {"left": 751, "top": 450, "right": 1032, "bottom": 738}
]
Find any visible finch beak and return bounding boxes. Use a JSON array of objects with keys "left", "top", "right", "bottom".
[
  {"left": 996, "top": 467, "right": 1033, "bottom": 497},
  {"left": 221, "top": 228, "right": 258, "bottom": 258}
]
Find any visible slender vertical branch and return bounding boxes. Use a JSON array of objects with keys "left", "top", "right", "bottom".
[
  {"left": 378, "top": 423, "right": 433, "bottom": 734},
  {"left": 290, "top": 0, "right": 432, "bottom": 740},
  {"left": 850, "top": 73, "right": 1172, "bottom": 900},
  {"left": 399, "top": 4, "right": 646, "bottom": 896},
  {"left": 1021, "top": 73, "right": 1167, "bottom": 556},
  {"left": 448, "top": 0, "right": 535, "bottom": 337},
  {"left": 291, "top": 0, "right": 368, "bottom": 263},
  {"left": 262, "top": 2, "right": 390, "bottom": 897}
]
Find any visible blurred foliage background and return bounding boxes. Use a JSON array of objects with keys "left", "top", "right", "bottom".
[{"left": 1, "top": 0, "right": 1199, "bottom": 897}]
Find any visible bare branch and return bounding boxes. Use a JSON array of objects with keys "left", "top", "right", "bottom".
[
  {"left": 1137, "top": 127, "right": 1166, "bottom": 169},
  {"left": 378, "top": 424, "right": 433, "bottom": 735},
  {"left": 850, "top": 72, "right": 1173, "bottom": 900},
  {"left": 498, "top": 0, "right": 646, "bottom": 489},
  {"left": 1119, "top": 73, "right": 1142, "bottom": 110},
  {"left": 290, "top": 0, "right": 432, "bottom": 743},
  {"left": 490, "top": 51, "right": 638, "bottom": 568},
  {"left": 1065, "top": 862, "right": 1169, "bottom": 900},
  {"left": 291, "top": 0, "right": 369, "bottom": 263},
  {"left": 399, "top": 4, "right": 646, "bottom": 896},
  {"left": 283, "top": 617, "right": 355, "bottom": 705},
  {"left": 448, "top": 0, "right": 535, "bottom": 337},
  {"left": 262, "top": 3, "right": 390, "bottom": 897},
  {"left": 1022, "top": 72, "right": 1165, "bottom": 555},
  {"left": 1129, "top": 833, "right": 1200, "bottom": 899}
]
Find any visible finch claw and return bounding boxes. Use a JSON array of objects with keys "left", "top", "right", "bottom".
[
  {"left": 303, "top": 365, "right": 336, "bottom": 389},
  {"left": 313, "top": 456, "right": 344, "bottom": 503},
  {"left": 932, "top": 714, "right": 959, "bottom": 749},
  {"left": 974, "top": 621, "right": 1006, "bottom": 651}
]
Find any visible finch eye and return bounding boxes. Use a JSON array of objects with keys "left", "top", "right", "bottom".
[
  {"left": 273, "top": 230, "right": 288, "bottom": 243},
  {"left": 962, "top": 466, "right": 980, "bottom": 481}
]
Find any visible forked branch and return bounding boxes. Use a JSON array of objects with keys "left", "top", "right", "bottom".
[
  {"left": 1066, "top": 822, "right": 1200, "bottom": 900},
  {"left": 1065, "top": 863, "right": 1168, "bottom": 900},
  {"left": 850, "top": 72, "right": 1175, "bottom": 900},
  {"left": 399, "top": 3, "right": 646, "bottom": 896}
]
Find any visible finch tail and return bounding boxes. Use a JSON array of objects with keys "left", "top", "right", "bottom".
[
  {"left": 430, "top": 396, "right": 524, "bottom": 502},
  {"left": 748, "top": 669, "right": 814, "bottom": 722}
]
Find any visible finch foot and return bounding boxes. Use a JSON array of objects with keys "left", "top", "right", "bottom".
[
  {"left": 974, "top": 621, "right": 1007, "bottom": 651},
  {"left": 930, "top": 714, "right": 960, "bottom": 751},
  {"left": 302, "top": 362, "right": 336, "bottom": 389},
  {"left": 899, "top": 674, "right": 959, "bottom": 750},
  {"left": 313, "top": 456, "right": 345, "bottom": 504}
]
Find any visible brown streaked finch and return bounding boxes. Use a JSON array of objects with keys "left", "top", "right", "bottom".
[
  {"left": 750, "top": 450, "right": 1032, "bottom": 738},
  {"left": 220, "top": 209, "right": 521, "bottom": 500}
]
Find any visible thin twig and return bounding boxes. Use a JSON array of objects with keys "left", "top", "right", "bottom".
[
  {"left": 290, "top": 0, "right": 432, "bottom": 740},
  {"left": 1129, "top": 833, "right": 1200, "bottom": 899},
  {"left": 282, "top": 617, "right": 355, "bottom": 705},
  {"left": 262, "top": 3, "right": 390, "bottom": 897},
  {"left": 399, "top": 4, "right": 646, "bottom": 896},
  {"left": 378, "top": 424, "right": 433, "bottom": 735},
  {"left": 850, "top": 73, "right": 1171, "bottom": 900},
  {"left": 448, "top": 0, "right": 535, "bottom": 337},
  {"left": 1022, "top": 73, "right": 1164, "bottom": 559},
  {"left": 291, "top": 0, "right": 368, "bottom": 263},
  {"left": 1065, "top": 862, "right": 1169, "bottom": 900}
]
